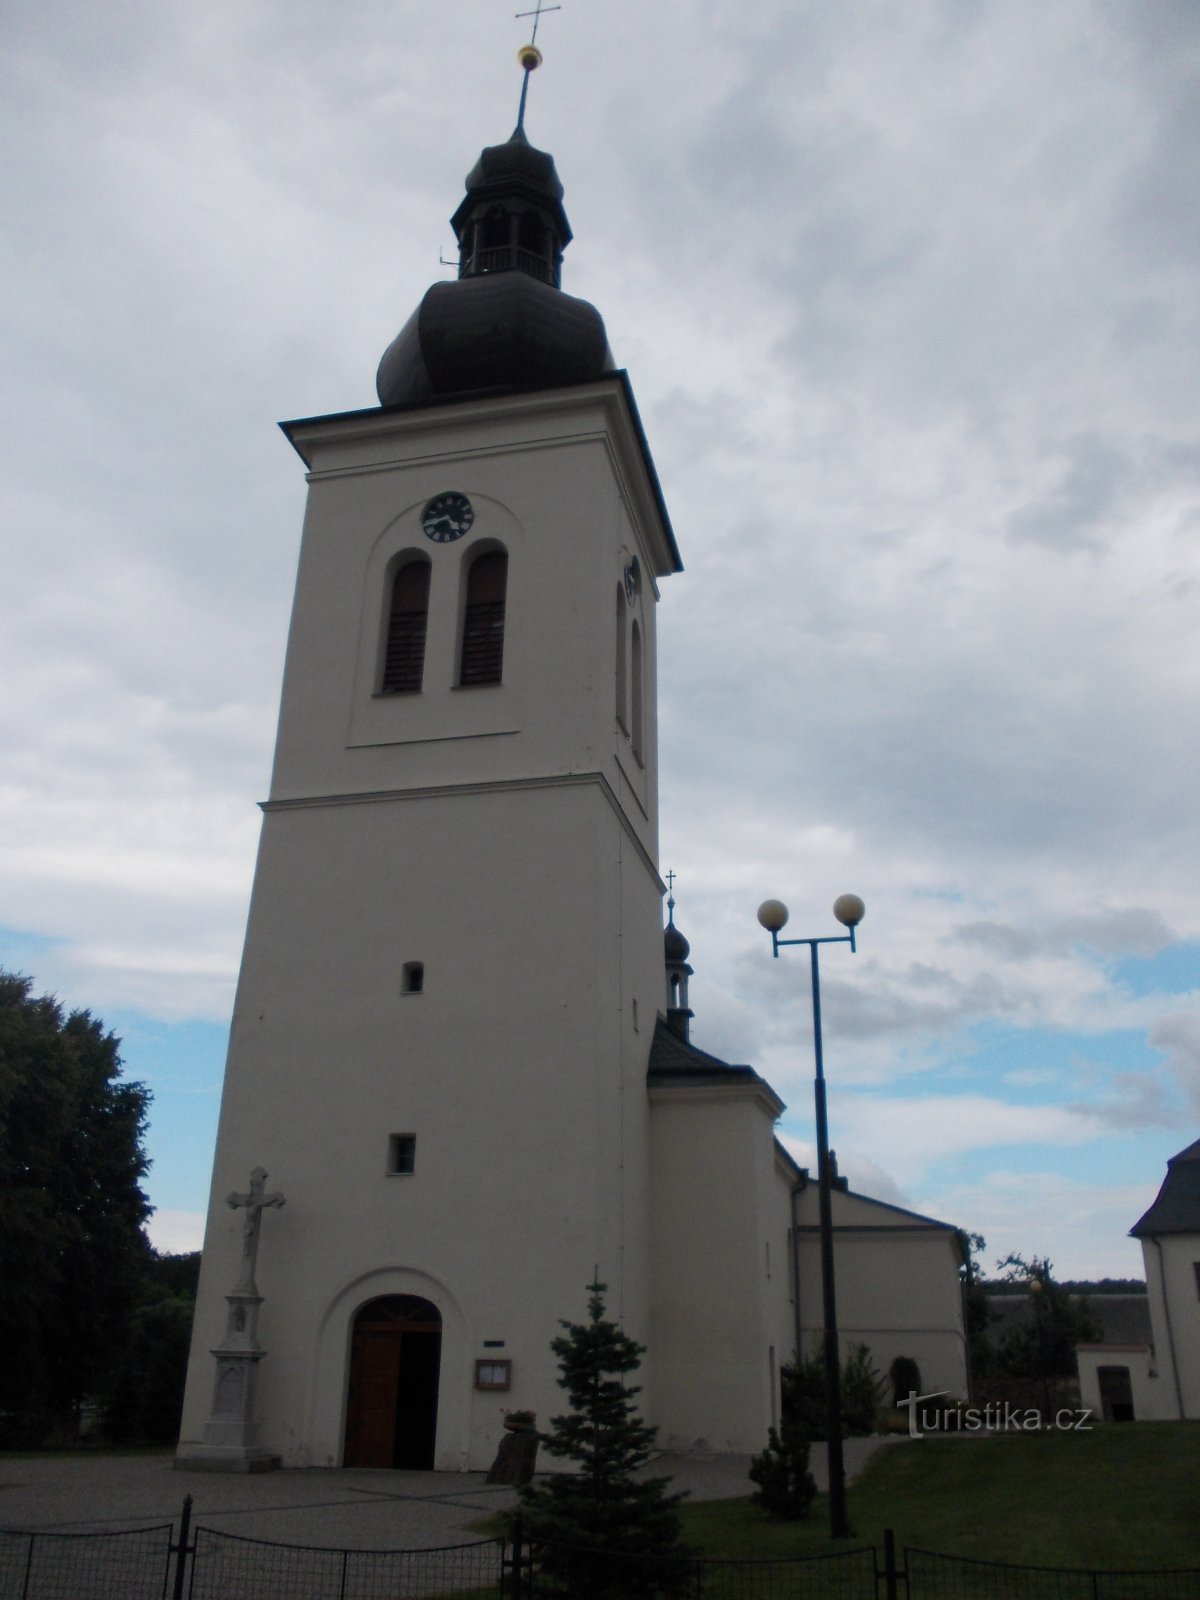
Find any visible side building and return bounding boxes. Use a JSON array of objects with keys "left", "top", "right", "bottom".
[{"left": 1077, "top": 1137, "right": 1200, "bottom": 1422}]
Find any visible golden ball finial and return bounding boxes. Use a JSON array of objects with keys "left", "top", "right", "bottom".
[{"left": 517, "top": 43, "right": 543, "bottom": 71}]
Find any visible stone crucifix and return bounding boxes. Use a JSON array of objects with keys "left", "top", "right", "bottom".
[{"left": 227, "top": 1167, "right": 285, "bottom": 1294}]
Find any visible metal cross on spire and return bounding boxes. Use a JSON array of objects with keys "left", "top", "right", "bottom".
[
  {"left": 513, "top": 1, "right": 561, "bottom": 131},
  {"left": 516, "top": 0, "right": 561, "bottom": 47}
]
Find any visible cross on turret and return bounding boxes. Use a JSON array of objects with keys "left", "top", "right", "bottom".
[{"left": 516, "top": 0, "right": 561, "bottom": 47}]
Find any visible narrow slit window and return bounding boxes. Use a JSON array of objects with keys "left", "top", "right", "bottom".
[
  {"left": 402, "top": 961, "right": 424, "bottom": 995},
  {"left": 460, "top": 549, "right": 507, "bottom": 686},
  {"left": 615, "top": 586, "right": 628, "bottom": 731},
  {"left": 631, "top": 619, "right": 644, "bottom": 762},
  {"left": 388, "top": 1134, "right": 417, "bottom": 1175},
  {"left": 382, "top": 559, "right": 431, "bottom": 694}
]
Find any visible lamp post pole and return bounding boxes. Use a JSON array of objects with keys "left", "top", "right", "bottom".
[{"left": 757, "top": 893, "right": 864, "bottom": 1541}]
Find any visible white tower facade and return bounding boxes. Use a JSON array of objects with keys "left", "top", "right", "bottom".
[
  {"left": 178, "top": 116, "right": 683, "bottom": 1470},
  {"left": 177, "top": 97, "right": 971, "bottom": 1476}
]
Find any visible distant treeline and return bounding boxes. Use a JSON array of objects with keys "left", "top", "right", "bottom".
[{"left": 982, "top": 1277, "right": 1146, "bottom": 1296}]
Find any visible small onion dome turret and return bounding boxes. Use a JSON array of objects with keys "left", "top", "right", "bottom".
[
  {"left": 664, "top": 899, "right": 694, "bottom": 1042},
  {"left": 377, "top": 126, "right": 615, "bottom": 408}
]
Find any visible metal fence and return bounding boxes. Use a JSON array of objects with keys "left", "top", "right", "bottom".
[
  {"left": 520, "top": 1534, "right": 878, "bottom": 1600},
  {"left": 4, "top": 1501, "right": 1199, "bottom": 1600},
  {"left": 188, "top": 1525, "right": 504, "bottom": 1600},
  {"left": 904, "top": 1547, "right": 1200, "bottom": 1600},
  {"left": 0, "top": 1523, "right": 174, "bottom": 1600}
]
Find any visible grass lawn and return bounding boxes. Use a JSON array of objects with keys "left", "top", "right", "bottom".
[{"left": 680, "top": 1423, "right": 1200, "bottom": 1569}]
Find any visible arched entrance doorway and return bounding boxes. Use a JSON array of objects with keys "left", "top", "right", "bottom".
[{"left": 343, "top": 1295, "right": 442, "bottom": 1468}]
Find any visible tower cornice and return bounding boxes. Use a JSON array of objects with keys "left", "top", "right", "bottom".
[{"left": 281, "top": 371, "right": 682, "bottom": 577}]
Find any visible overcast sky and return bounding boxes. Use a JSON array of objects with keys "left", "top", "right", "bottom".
[{"left": 3, "top": 0, "right": 1197, "bottom": 1278}]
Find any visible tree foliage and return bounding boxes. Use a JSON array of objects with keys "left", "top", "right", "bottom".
[
  {"left": 992, "top": 1254, "right": 1101, "bottom": 1380},
  {"left": 105, "top": 1251, "right": 199, "bottom": 1443},
  {"left": 956, "top": 1229, "right": 995, "bottom": 1381},
  {"left": 520, "top": 1280, "right": 689, "bottom": 1599},
  {"left": 748, "top": 1363, "right": 816, "bottom": 1520},
  {"left": 786, "top": 1344, "right": 887, "bottom": 1439},
  {"left": 0, "top": 972, "right": 151, "bottom": 1441}
]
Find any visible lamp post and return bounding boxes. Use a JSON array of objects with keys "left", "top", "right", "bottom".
[{"left": 757, "top": 892, "right": 865, "bottom": 1541}]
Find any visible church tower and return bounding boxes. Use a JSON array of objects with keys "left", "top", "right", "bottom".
[{"left": 177, "top": 60, "right": 681, "bottom": 1471}]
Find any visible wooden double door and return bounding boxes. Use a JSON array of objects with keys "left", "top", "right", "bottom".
[{"left": 343, "top": 1295, "right": 442, "bottom": 1468}]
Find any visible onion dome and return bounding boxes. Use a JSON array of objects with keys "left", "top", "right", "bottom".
[
  {"left": 377, "top": 126, "right": 614, "bottom": 407},
  {"left": 663, "top": 890, "right": 694, "bottom": 1042}
]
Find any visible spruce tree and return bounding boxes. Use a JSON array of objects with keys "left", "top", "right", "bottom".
[
  {"left": 520, "top": 1280, "right": 689, "bottom": 1599},
  {"left": 748, "top": 1363, "right": 816, "bottom": 1520}
]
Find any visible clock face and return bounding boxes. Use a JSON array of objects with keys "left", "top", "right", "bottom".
[{"left": 421, "top": 491, "right": 474, "bottom": 544}]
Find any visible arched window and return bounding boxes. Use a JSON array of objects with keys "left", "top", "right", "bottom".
[
  {"left": 460, "top": 549, "right": 507, "bottom": 686},
  {"left": 630, "top": 619, "right": 644, "bottom": 761},
  {"left": 381, "top": 558, "right": 431, "bottom": 694},
  {"left": 615, "top": 586, "right": 628, "bottom": 731}
]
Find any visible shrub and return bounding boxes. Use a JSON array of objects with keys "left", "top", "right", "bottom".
[{"left": 748, "top": 1419, "right": 816, "bottom": 1519}]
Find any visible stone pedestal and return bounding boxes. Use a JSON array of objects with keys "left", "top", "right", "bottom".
[
  {"left": 176, "top": 1290, "right": 281, "bottom": 1472},
  {"left": 176, "top": 1168, "right": 285, "bottom": 1473}
]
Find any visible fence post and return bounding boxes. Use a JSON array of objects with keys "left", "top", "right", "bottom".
[
  {"left": 171, "top": 1495, "right": 193, "bottom": 1600},
  {"left": 882, "top": 1528, "right": 899, "bottom": 1600},
  {"left": 507, "top": 1511, "right": 524, "bottom": 1600},
  {"left": 20, "top": 1533, "right": 35, "bottom": 1600}
]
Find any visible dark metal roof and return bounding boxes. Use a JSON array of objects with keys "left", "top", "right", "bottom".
[
  {"left": 646, "top": 1016, "right": 768, "bottom": 1091},
  {"left": 1131, "top": 1137, "right": 1200, "bottom": 1237},
  {"left": 376, "top": 272, "right": 613, "bottom": 408},
  {"left": 453, "top": 126, "right": 570, "bottom": 246}
]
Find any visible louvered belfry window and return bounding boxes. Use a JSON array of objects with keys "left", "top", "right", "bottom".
[
  {"left": 382, "top": 559, "right": 431, "bottom": 693},
  {"left": 460, "top": 550, "right": 507, "bottom": 686}
]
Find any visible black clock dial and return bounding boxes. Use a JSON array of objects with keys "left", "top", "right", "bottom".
[{"left": 421, "top": 491, "right": 474, "bottom": 544}]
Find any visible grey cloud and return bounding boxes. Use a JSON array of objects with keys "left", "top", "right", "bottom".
[
  {"left": 1006, "top": 436, "right": 1136, "bottom": 553},
  {"left": 1052, "top": 908, "right": 1177, "bottom": 959},
  {"left": 955, "top": 910, "right": 1175, "bottom": 964},
  {"left": 1149, "top": 1011, "right": 1200, "bottom": 1116},
  {"left": 955, "top": 921, "right": 1038, "bottom": 961},
  {"left": 1065, "top": 1071, "right": 1179, "bottom": 1130}
]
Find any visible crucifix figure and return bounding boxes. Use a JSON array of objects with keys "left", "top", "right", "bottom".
[{"left": 227, "top": 1167, "right": 285, "bottom": 1294}]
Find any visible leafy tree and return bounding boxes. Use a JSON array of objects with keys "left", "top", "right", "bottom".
[
  {"left": 0, "top": 972, "right": 151, "bottom": 1442},
  {"left": 520, "top": 1279, "right": 689, "bottom": 1599},
  {"left": 105, "top": 1251, "right": 199, "bottom": 1443},
  {"left": 957, "top": 1229, "right": 995, "bottom": 1382},
  {"left": 748, "top": 1363, "right": 816, "bottom": 1520},
  {"left": 993, "top": 1254, "right": 1101, "bottom": 1384}
]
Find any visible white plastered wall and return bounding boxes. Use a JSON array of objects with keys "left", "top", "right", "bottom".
[
  {"left": 648, "top": 1083, "right": 795, "bottom": 1453},
  {"left": 178, "top": 377, "right": 676, "bottom": 1469},
  {"left": 1137, "top": 1235, "right": 1200, "bottom": 1419},
  {"left": 793, "top": 1188, "right": 969, "bottom": 1403}
]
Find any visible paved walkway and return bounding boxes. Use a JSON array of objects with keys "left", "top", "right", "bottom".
[{"left": 0, "top": 1440, "right": 895, "bottom": 1546}]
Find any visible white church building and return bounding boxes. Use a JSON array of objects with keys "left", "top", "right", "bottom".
[
  {"left": 1076, "top": 1138, "right": 1200, "bottom": 1423},
  {"left": 177, "top": 91, "right": 967, "bottom": 1473}
]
